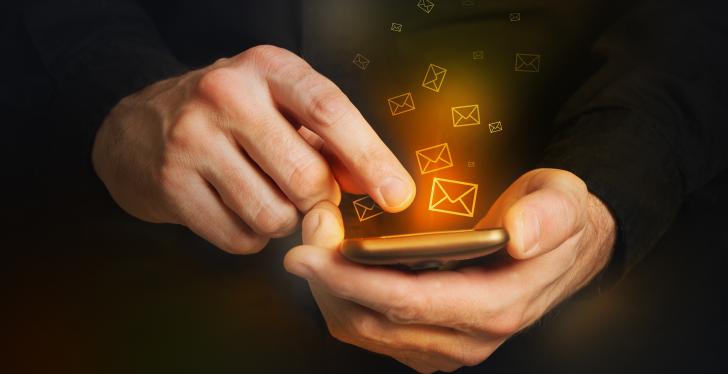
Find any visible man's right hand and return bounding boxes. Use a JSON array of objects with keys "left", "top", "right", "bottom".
[{"left": 92, "top": 45, "right": 415, "bottom": 254}]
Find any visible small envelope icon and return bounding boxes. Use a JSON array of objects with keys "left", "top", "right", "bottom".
[
  {"left": 388, "top": 92, "right": 415, "bottom": 116},
  {"left": 429, "top": 178, "right": 479, "bottom": 218},
  {"left": 421, "top": 63, "right": 447, "bottom": 92},
  {"left": 488, "top": 121, "right": 503, "bottom": 133},
  {"left": 353, "top": 196, "right": 384, "bottom": 222},
  {"left": 509, "top": 13, "right": 521, "bottom": 22},
  {"left": 472, "top": 50, "right": 485, "bottom": 60},
  {"left": 452, "top": 104, "right": 481, "bottom": 127},
  {"left": 515, "top": 53, "right": 540, "bottom": 72},
  {"left": 353, "top": 53, "right": 370, "bottom": 70},
  {"left": 417, "top": 0, "right": 435, "bottom": 14},
  {"left": 391, "top": 23, "right": 403, "bottom": 32},
  {"left": 416, "top": 143, "right": 453, "bottom": 175}
]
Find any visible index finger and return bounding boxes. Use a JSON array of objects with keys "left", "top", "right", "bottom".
[{"left": 260, "top": 47, "right": 415, "bottom": 212}]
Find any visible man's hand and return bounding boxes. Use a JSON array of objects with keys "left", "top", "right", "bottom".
[
  {"left": 92, "top": 45, "right": 415, "bottom": 254},
  {"left": 285, "top": 169, "right": 616, "bottom": 372}
]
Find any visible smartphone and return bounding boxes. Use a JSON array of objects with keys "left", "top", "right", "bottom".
[{"left": 340, "top": 228, "right": 508, "bottom": 270}]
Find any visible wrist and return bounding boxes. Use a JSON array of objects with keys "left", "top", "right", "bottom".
[
  {"left": 576, "top": 193, "right": 617, "bottom": 288},
  {"left": 558, "top": 193, "right": 617, "bottom": 300}
]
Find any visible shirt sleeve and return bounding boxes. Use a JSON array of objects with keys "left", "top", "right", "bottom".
[
  {"left": 22, "top": 0, "right": 188, "bottom": 156},
  {"left": 540, "top": 0, "right": 728, "bottom": 289}
]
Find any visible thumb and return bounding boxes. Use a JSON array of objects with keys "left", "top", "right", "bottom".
[
  {"left": 503, "top": 169, "right": 588, "bottom": 260},
  {"left": 301, "top": 200, "right": 345, "bottom": 248},
  {"left": 284, "top": 201, "right": 344, "bottom": 278}
]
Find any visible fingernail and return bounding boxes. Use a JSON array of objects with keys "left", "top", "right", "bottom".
[
  {"left": 521, "top": 210, "right": 541, "bottom": 255},
  {"left": 378, "top": 176, "right": 413, "bottom": 210}
]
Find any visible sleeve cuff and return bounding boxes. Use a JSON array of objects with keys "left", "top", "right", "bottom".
[{"left": 539, "top": 108, "right": 684, "bottom": 294}]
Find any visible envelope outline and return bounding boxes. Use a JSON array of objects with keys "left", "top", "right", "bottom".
[
  {"left": 421, "top": 63, "right": 447, "bottom": 92},
  {"left": 452, "top": 104, "right": 481, "bottom": 127},
  {"left": 353, "top": 53, "right": 370, "bottom": 70},
  {"left": 473, "top": 50, "right": 485, "bottom": 60},
  {"left": 429, "top": 178, "right": 479, "bottom": 218},
  {"left": 488, "top": 121, "right": 503, "bottom": 133},
  {"left": 391, "top": 23, "right": 403, "bottom": 32},
  {"left": 510, "top": 13, "right": 521, "bottom": 22},
  {"left": 417, "top": 0, "right": 435, "bottom": 13},
  {"left": 353, "top": 196, "right": 384, "bottom": 222},
  {"left": 515, "top": 53, "right": 540, "bottom": 72},
  {"left": 416, "top": 143, "right": 453, "bottom": 175},
  {"left": 388, "top": 92, "right": 415, "bottom": 116}
]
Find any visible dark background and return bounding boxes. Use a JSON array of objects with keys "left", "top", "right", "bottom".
[{"left": 2, "top": 1, "right": 727, "bottom": 373}]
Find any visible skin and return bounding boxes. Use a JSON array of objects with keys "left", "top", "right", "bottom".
[
  {"left": 93, "top": 44, "right": 615, "bottom": 372},
  {"left": 285, "top": 169, "right": 616, "bottom": 372},
  {"left": 92, "top": 45, "right": 416, "bottom": 254}
]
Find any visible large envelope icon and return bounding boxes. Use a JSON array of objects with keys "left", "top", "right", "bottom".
[
  {"left": 429, "top": 178, "right": 479, "bottom": 218},
  {"left": 353, "top": 53, "right": 370, "bottom": 70},
  {"left": 353, "top": 196, "right": 384, "bottom": 222},
  {"left": 388, "top": 92, "right": 415, "bottom": 116},
  {"left": 417, "top": 0, "right": 435, "bottom": 14},
  {"left": 416, "top": 143, "right": 453, "bottom": 175},
  {"left": 421, "top": 63, "right": 447, "bottom": 92},
  {"left": 451, "top": 104, "right": 481, "bottom": 127},
  {"left": 515, "top": 53, "right": 540, "bottom": 72}
]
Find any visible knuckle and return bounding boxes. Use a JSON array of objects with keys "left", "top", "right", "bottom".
[
  {"left": 219, "top": 230, "right": 268, "bottom": 255},
  {"left": 438, "top": 339, "right": 493, "bottom": 368},
  {"left": 211, "top": 56, "right": 230, "bottom": 66},
  {"left": 156, "top": 161, "right": 177, "bottom": 193},
  {"left": 251, "top": 203, "right": 298, "bottom": 237},
  {"left": 383, "top": 286, "right": 424, "bottom": 324},
  {"left": 458, "top": 349, "right": 490, "bottom": 367},
  {"left": 553, "top": 168, "right": 587, "bottom": 191},
  {"left": 327, "top": 322, "right": 355, "bottom": 346},
  {"left": 486, "top": 311, "right": 523, "bottom": 337},
  {"left": 304, "top": 80, "right": 349, "bottom": 127},
  {"left": 167, "top": 110, "right": 212, "bottom": 153},
  {"left": 166, "top": 119, "right": 195, "bottom": 152},
  {"left": 196, "top": 67, "right": 238, "bottom": 102},
  {"left": 245, "top": 44, "right": 296, "bottom": 72},
  {"left": 349, "top": 313, "right": 382, "bottom": 342},
  {"left": 287, "top": 156, "right": 333, "bottom": 206}
]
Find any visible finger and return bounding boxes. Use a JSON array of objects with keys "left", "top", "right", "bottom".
[
  {"left": 259, "top": 46, "right": 415, "bottom": 212},
  {"left": 172, "top": 172, "right": 268, "bottom": 254},
  {"left": 196, "top": 66, "right": 341, "bottom": 212},
  {"left": 283, "top": 201, "right": 344, "bottom": 282},
  {"left": 321, "top": 144, "right": 368, "bottom": 195},
  {"left": 198, "top": 138, "right": 298, "bottom": 238},
  {"left": 310, "top": 286, "right": 485, "bottom": 371},
  {"left": 297, "top": 126, "right": 365, "bottom": 194},
  {"left": 486, "top": 169, "right": 588, "bottom": 260}
]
